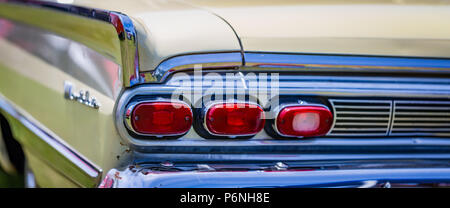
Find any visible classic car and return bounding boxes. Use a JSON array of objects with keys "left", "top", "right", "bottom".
[{"left": 0, "top": 0, "right": 450, "bottom": 188}]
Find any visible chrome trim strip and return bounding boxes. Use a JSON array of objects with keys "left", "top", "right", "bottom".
[
  {"left": 140, "top": 52, "right": 243, "bottom": 83},
  {"left": 124, "top": 103, "right": 138, "bottom": 135},
  {"left": 102, "top": 167, "right": 450, "bottom": 188},
  {"left": 0, "top": 0, "right": 139, "bottom": 87},
  {"left": 139, "top": 51, "right": 450, "bottom": 84},
  {"left": 0, "top": 94, "right": 102, "bottom": 186},
  {"left": 127, "top": 136, "right": 450, "bottom": 152},
  {"left": 388, "top": 100, "right": 397, "bottom": 136},
  {"left": 133, "top": 152, "right": 450, "bottom": 163},
  {"left": 244, "top": 52, "right": 450, "bottom": 73},
  {"left": 109, "top": 12, "right": 140, "bottom": 87},
  {"left": 5, "top": 0, "right": 111, "bottom": 21}
]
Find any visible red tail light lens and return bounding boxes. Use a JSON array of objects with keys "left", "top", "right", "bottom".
[
  {"left": 131, "top": 102, "right": 192, "bottom": 135},
  {"left": 205, "top": 103, "right": 265, "bottom": 136},
  {"left": 276, "top": 106, "right": 332, "bottom": 137}
]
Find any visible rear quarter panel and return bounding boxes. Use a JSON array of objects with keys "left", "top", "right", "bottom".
[{"left": 0, "top": 2, "right": 128, "bottom": 187}]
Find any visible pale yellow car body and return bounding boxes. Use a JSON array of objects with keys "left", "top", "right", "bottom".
[{"left": 0, "top": 0, "right": 449, "bottom": 187}]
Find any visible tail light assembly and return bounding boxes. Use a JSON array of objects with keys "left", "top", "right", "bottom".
[
  {"left": 125, "top": 101, "right": 193, "bottom": 136},
  {"left": 274, "top": 105, "right": 333, "bottom": 138},
  {"left": 123, "top": 99, "right": 332, "bottom": 139},
  {"left": 203, "top": 102, "right": 266, "bottom": 137}
]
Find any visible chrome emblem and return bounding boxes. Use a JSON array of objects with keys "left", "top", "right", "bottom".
[{"left": 64, "top": 81, "right": 101, "bottom": 109}]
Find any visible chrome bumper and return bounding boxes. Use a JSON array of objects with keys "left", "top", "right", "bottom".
[{"left": 99, "top": 165, "right": 450, "bottom": 188}]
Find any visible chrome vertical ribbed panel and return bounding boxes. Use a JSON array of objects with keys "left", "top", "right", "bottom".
[
  {"left": 328, "top": 99, "right": 392, "bottom": 136},
  {"left": 390, "top": 101, "right": 450, "bottom": 136}
]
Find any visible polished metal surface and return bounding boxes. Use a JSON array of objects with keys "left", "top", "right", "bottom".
[
  {"left": 0, "top": 94, "right": 102, "bottom": 187},
  {"left": 139, "top": 51, "right": 450, "bottom": 84},
  {"left": 109, "top": 12, "right": 140, "bottom": 87},
  {"left": 0, "top": 0, "right": 139, "bottom": 87},
  {"left": 243, "top": 52, "right": 450, "bottom": 73},
  {"left": 24, "top": 158, "right": 36, "bottom": 188},
  {"left": 329, "top": 99, "right": 392, "bottom": 136},
  {"left": 100, "top": 166, "right": 450, "bottom": 188},
  {"left": 5, "top": 0, "right": 111, "bottom": 21},
  {"left": 116, "top": 70, "right": 450, "bottom": 151},
  {"left": 330, "top": 99, "right": 450, "bottom": 137},
  {"left": 64, "top": 81, "right": 101, "bottom": 109},
  {"left": 0, "top": 17, "right": 122, "bottom": 98},
  {"left": 133, "top": 151, "right": 450, "bottom": 163},
  {"left": 140, "top": 52, "right": 243, "bottom": 83},
  {"left": 390, "top": 100, "right": 450, "bottom": 136}
]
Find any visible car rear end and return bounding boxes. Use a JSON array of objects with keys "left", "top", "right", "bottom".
[{"left": 79, "top": 0, "right": 450, "bottom": 188}]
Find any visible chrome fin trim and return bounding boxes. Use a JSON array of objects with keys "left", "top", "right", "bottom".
[{"left": 109, "top": 11, "right": 140, "bottom": 87}]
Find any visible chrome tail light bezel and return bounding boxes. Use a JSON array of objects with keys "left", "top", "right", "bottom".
[
  {"left": 270, "top": 103, "right": 334, "bottom": 138},
  {"left": 124, "top": 99, "right": 193, "bottom": 138}
]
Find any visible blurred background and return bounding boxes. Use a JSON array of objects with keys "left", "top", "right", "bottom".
[{"left": 0, "top": 168, "right": 23, "bottom": 188}]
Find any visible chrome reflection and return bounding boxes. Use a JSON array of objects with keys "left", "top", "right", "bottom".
[
  {"left": 141, "top": 52, "right": 243, "bottom": 83},
  {"left": 140, "top": 51, "right": 450, "bottom": 84},
  {"left": 116, "top": 70, "right": 450, "bottom": 149},
  {"left": 0, "top": 94, "right": 102, "bottom": 187},
  {"left": 0, "top": 18, "right": 122, "bottom": 98},
  {"left": 100, "top": 166, "right": 450, "bottom": 188},
  {"left": 64, "top": 81, "right": 101, "bottom": 109},
  {"left": 244, "top": 52, "right": 450, "bottom": 73},
  {"left": 0, "top": 0, "right": 139, "bottom": 88},
  {"left": 109, "top": 12, "right": 140, "bottom": 87}
]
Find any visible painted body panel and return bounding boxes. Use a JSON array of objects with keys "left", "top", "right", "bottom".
[
  {"left": 73, "top": 0, "right": 450, "bottom": 66},
  {"left": 183, "top": 0, "right": 450, "bottom": 58},
  {"left": 0, "top": 5, "right": 129, "bottom": 186},
  {"left": 74, "top": 0, "right": 242, "bottom": 72}
]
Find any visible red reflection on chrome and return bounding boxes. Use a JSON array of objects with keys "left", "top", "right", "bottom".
[
  {"left": 131, "top": 102, "right": 192, "bottom": 135},
  {"left": 206, "top": 103, "right": 265, "bottom": 136},
  {"left": 276, "top": 106, "right": 332, "bottom": 137}
]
